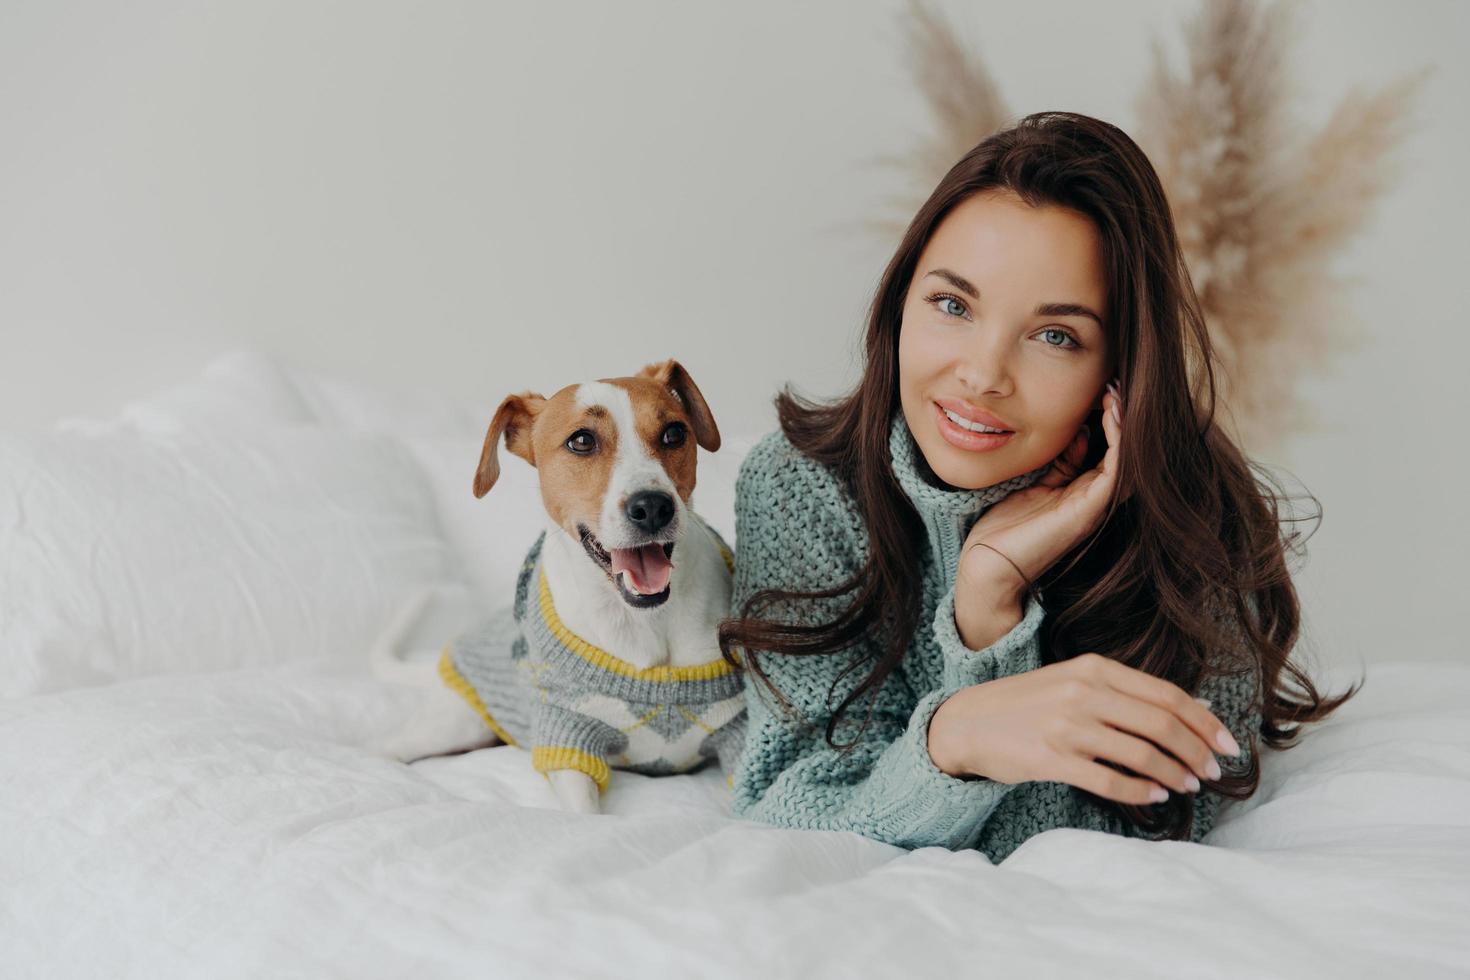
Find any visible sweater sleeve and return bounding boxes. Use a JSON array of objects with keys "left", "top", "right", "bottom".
[
  {"left": 932, "top": 580, "right": 1048, "bottom": 689},
  {"left": 530, "top": 690, "right": 628, "bottom": 796},
  {"left": 726, "top": 434, "right": 1025, "bottom": 851}
]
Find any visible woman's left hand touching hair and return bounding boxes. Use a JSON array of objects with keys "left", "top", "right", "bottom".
[{"left": 956, "top": 377, "right": 1127, "bottom": 622}]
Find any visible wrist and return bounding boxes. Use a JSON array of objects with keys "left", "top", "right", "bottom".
[
  {"left": 960, "top": 544, "right": 1031, "bottom": 611},
  {"left": 954, "top": 596, "right": 1024, "bottom": 653},
  {"left": 927, "top": 690, "right": 979, "bottom": 779},
  {"left": 953, "top": 564, "right": 1025, "bottom": 652}
]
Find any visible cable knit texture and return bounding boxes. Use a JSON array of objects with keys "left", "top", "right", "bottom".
[{"left": 727, "top": 409, "right": 1262, "bottom": 861}]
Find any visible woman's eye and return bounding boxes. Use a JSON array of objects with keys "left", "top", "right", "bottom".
[
  {"left": 661, "top": 422, "right": 687, "bottom": 448},
  {"left": 566, "top": 430, "right": 597, "bottom": 454},
  {"left": 927, "top": 292, "right": 968, "bottom": 318},
  {"left": 1039, "top": 328, "right": 1080, "bottom": 350}
]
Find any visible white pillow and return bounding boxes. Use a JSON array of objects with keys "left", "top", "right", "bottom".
[
  {"left": 245, "top": 354, "right": 550, "bottom": 603},
  {"left": 0, "top": 356, "right": 470, "bottom": 698},
  {"left": 66, "top": 348, "right": 321, "bottom": 438}
]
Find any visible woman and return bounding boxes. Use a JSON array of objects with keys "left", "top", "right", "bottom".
[{"left": 715, "top": 111, "right": 1360, "bottom": 862}]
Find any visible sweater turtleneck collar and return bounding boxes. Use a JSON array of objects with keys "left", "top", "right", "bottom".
[{"left": 887, "top": 409, "right": 1052, "bottom": 589}]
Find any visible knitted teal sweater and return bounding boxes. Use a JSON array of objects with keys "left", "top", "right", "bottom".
[{"left": 727, "top": 410, "right": 1261, "bottom": 861}]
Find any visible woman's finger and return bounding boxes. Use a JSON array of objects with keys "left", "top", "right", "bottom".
[
  {"left": 1069, "top": 424, "right": 1089, "bottom": 469},
  {"left": 1090, "top": 657, "right": 1240, "bottom": 772},
  {"left": 1079, "top": 722, "right": 1202, "bottom": 795},
  {"left": 1038, "top": 378, "right": 1121, "bottom": 493},
  {"left": 1089, "top": 687, "right": 1221, "bottom": 786},
  {"left": 1036, "top": 424, "right": 1089, "bottom": 488},
  {"left": 1097, "top": 382, "right": 1126, "bottom": 501},
  {"left": 1057, "top": 755, "right": 1171, "bottom": 807}
]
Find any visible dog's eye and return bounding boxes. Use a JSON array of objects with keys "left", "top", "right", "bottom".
[
  {"left": 566, "top": 430, "right": 597, "bottom": 454},
  {"left": 661, "top": 422, "right": 687, "bottom": 448}
]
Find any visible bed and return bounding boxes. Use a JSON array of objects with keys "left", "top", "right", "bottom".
[{"left": 3, "top": 351, "right": 1467, "bottom": 978}]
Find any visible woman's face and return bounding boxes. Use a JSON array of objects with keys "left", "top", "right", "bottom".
[{"left": 898, "top": 188, "right": 1114, "bottom": 490}]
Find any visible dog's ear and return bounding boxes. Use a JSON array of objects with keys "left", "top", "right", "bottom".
[
  {"left": 636, "top": 359, "right": 721, "bottom": 452},
  {"left": 474, "top": 391, "right": 546, "bottom": 498}
]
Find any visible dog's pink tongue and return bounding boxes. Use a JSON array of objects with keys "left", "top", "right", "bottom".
[{"left": 610, "top": 544, "right": 672, "bottom": 595}]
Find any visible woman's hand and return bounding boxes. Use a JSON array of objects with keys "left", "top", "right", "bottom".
[
  {"left": 928, "top": 651, "right": 1242, "bottom": 804},
  {"left": 958, "top": 379, "right": 1127, "bottom": 609}
]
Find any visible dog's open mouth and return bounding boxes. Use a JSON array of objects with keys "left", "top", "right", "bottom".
[{"left": 579, "top": 525, "right": 676, "bottom": 602}]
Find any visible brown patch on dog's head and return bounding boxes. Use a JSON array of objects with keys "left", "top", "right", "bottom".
[
  {"left": 634, "top": 359, "right": 720, "bottom": 454},
  {"left": 518, "top": 384, "right": 620, "bottom": 534}
]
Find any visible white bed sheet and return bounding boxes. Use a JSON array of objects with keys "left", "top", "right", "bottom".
[{"left": 2, "top": 657, "right": 1467, "bottom": 979}]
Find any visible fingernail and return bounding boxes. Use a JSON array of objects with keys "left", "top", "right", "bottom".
[
  {"left": 1206, "top": 757, "right": 1222, "bottom": 780},
  {"left": 1217, "top": 729, "right": 1242, "bottom": 757},
  {"left": 1184, "top": 774, "right": 1201, "bottom": 792},
  {"left": 1111, "top": 401, "right": 1121, "bottom": 425},
  {"left": 1149, "top": 785, "right": 1168, "bottom": 803},
  {"left": 1193, "top": 697, "right": 1212, "bottom": 709}
]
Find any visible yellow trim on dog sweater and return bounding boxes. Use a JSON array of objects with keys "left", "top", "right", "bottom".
[{"left": 442, "top": 515, "right": 747, "bottom": 795}]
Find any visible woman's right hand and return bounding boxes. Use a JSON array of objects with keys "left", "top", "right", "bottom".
[
  {"left": 954, "top": 379, "right": 1126, "bottom": 614},
  {"left": 928, "top": 651, "right": 1242, "bottom": 804}
]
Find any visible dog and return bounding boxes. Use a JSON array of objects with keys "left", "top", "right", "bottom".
[{"left": 370, "top": 359, "right": 746, "bottom": 814}]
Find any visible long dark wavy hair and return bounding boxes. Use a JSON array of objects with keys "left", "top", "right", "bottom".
[{"left": 715, "top": 110, "right": 1363, "bottom": 842}]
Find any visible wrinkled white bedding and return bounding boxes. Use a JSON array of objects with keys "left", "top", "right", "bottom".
[
  {"left": 3, "top": 351, "right": 1468, "bottom": 978},
  {"left": 3, "top": 659, "right": 1468, "bottom": 978}
]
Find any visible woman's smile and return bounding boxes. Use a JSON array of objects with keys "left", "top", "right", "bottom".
[{"left": 933, "top": 400, "right": 1016, "bottom": 452}]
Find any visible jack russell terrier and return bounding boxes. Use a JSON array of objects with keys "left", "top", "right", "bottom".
[{"left": 370, "top": 359, "right": 747, "bottom": 814}]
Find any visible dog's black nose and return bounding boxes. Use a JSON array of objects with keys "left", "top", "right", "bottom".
[{"left": 625, "top": 490, "right": 675, "bottom": 533}]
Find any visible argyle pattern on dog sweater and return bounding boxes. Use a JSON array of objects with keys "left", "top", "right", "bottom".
[
  {"left": 725, "top": 410, "right": 1265, "bottom": 862},
  {"left": 440, "top": 523, "right": 747, "bottom": 795}
]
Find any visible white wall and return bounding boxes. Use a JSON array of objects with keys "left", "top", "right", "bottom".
[{"left": 2, "top": 0, "right": 1466, "bottom": 668}]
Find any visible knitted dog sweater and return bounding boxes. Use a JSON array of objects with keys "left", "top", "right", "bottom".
[
  {"left": 439, "top": 523, "right": 747, "bottom": 795},
  {"left": 727, "top": 410, "right": 1263, "bottom": 861}
]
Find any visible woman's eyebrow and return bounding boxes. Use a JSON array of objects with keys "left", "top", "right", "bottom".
[
  {"left": 1036, "top": 301, "right": 1105, "bottom": 327},
  {"left": 923, "top": 267, "right": 982, "bottom": 298},
  {"left": 922, "top": 268, "right": 1104, "bottom": 327}
]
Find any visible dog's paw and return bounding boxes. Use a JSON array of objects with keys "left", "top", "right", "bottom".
[{"left": 546, "top": 768, "right": 603, "bottom": 814}]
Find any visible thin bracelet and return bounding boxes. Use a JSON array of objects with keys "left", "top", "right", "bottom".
[{"left": 969, "top": 541, "right": 1038, "bottom": 598}]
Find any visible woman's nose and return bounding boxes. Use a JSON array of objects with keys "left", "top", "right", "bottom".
[{"left": 953, "top": 334, "right": 1015, "bottom": 394}]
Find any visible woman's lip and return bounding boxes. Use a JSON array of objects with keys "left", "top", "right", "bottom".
[
  {"left": 934, "top": 401, "right": 1015, "bottom": 451},
  {"left": 934, "top": 397, "right": 1013, "bottom": 431}
]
